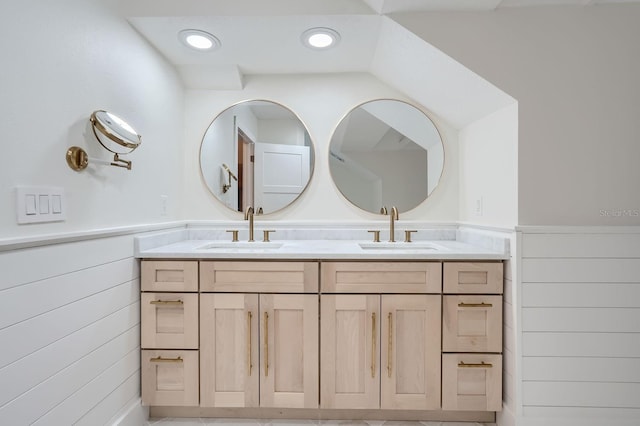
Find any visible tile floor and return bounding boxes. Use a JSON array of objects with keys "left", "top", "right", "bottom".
[{"left": 147, "top": 419, "right": 494, "bottom": 426}]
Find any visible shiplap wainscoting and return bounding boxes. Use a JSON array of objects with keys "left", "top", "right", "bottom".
[
  {"left": 496, "top": 232, "right": 517, "bottom": 426},
  {"left": 0, "top": 233, "right": 145, "bottom": 425},
  {"left": 519, "top": 228, "right": 640, "bottom": 426}
]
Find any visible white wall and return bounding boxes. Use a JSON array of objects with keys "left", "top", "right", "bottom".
[
  {"left": 0, "top": 234, "right": 142, "bottom": 425},
  {"left": 0, "top": 0, "right": 184, "bottom": 239},
  {"left": 394, "top": 5, "right": 640, "bottom": 226},
  {"left": 459, "top": 103, "right": 518, "bottom": 227},
  {"left": 518, "top": 227, "right": 640, "bottom": 426},
  {"left": 182, "top": 73, "right": 460, "bottom": 221}
]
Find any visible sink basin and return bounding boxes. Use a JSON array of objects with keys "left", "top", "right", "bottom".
[
  {"left": 358, "top": 242, "right": 447, "bottom": 251},
  {"left": 197, "top": 241, "right": 284, "bottom": 250}
]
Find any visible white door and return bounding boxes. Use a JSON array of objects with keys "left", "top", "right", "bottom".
[{"left": 254, "top": 142, "right": 310, "bottom": 213}]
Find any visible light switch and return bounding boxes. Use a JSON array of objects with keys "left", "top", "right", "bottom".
[
  {"left": 25, "top": 194, "right": 37, "bottom": 215},
  {"left": 16, "top": 186, "right": 66, "bottom": 224},
  {"left": 39, "top": 195, "right": 50, "bottom": 214},
  {"left": 52, "top": 195, "right": 62, "bottom": 214}
]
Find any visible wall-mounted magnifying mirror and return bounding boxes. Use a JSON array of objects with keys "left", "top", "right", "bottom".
[
  {"left": 66, "top": 110, "right": 142, "bottom": 171},
  {"left": 329, "top": 99, "right": 444, "bottom": 213},
  {"left": 200, "top": 100, "right": 315, "bottom": 214}
]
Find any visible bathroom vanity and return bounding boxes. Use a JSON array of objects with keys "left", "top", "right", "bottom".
[{"left": 136, "top": 227, "right": 507, "bottom": 423}]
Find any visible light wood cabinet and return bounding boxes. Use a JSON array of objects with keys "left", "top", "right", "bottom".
[
  {"left": 141, "top": 257, "right": 504, "bottom": 418},
  {"left": 200, "top": 293, "right": 259, "bottom": 408},
  {"left": 381, "top": 295, "right": 441, "bottom": 410},
  {"left": 442, "top": 261, "right": 503, "bottom": 412},
  {"left": 321, "top": 262, "right": 442, "bottom": 411},
  {"left": 442, "top": 353, "right": 502, "bottom": 411},
  {"left": 142, "top": 260, "right": 198, "bottom": 292},
  {"left": 141, "top": 260, "right": 200, "bottom": 406},
  {"left": 443, "top": 262, "right": 503, "bottom": 294},
  {"left": 141, "top": 292, "right": 199, "bottom": 349},
  {"left": 141, "top": 349, "right": 199, "bottom": 406},
  {"left": 322, "top": 262, "right": 441, "bottom": 294},
  {"left": 320, "top": 295, "right": 380, "bottom": 409},
  {"left": 199, "top": 263, "right": 319, "bottom": 409}
]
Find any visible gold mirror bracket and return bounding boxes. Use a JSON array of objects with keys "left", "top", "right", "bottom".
[{"left": 66, "top": 146, "right": 89, "bottom": 171}]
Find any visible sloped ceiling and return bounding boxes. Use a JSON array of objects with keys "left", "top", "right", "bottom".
[{"left": 122, "top": 0, "right": 637, "bottom": 127}]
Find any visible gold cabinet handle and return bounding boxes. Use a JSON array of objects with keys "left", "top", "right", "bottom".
[
  {"left": 150, "top": 300, "right": 183, "bottom": 306},
  {"left": 387, "top": 312, "right": 393, "bottom": 378},
  {"left": 371, "top": 312, "right": 376, "bottom": 378},
  {"left": 264, "top": 311, "right": 269, "bottom": 377},
  {"left": 247, "top": 311, "right": 253, "bottom": 376},
  {"left": 458, "top": 302, "right": 493, "bottom": 308},
  {"left": 150, "top": 356, "right": 183, "bottom": 363},
  {"left": 459, "top": 361, "right": 493, "bottom": 368}
]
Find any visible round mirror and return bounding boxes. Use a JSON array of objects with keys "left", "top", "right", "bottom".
[
  {"left": 329, "top": 99, "right": 444, "bottom": 213},
  {"left": 90, "top": 110, "right": 141, "bottom": 154},
  {"left": 200, "top": 100, "right": 315, "bottom": 214}
]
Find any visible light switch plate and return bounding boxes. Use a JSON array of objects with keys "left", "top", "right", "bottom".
[{"left": 16, "top": 186, "right": 66, "bottom": 224}]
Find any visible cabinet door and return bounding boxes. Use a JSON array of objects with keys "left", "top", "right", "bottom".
[
  {"left": 321, "top": 295, "right": 380, "bottom": 409},
  {"left": 260, "top": 294, "right": 319, "bottom": 408},
  {"left": 200, "top": 293, "right": 259, "bottom": 407},
  {"left": 381, "top": 295, "right": 441, "bottom": 410}
]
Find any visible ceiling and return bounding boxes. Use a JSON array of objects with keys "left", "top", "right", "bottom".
[{"left": 122, "top": 0, "right": 639, "bottom": 127}]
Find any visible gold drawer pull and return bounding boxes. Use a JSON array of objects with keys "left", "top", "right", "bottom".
[
  {"left": 387, "top": 312, "right": 393, "bottom": 378},
  {"left": 150, "top": 356, "right": 183, "bottom": 363},
  {"left": 247, "top": 311, "right": 253, "bottom": 376},
  {"left": 458, "top": 302, "right": 493, "bottom": 308},
  {"left": 264, "top": 312, "right": 269, "bottom": 377},
  {"left": 371, "top": 312, "right": 376, "bottom": 378},
  {"left": 150, "top": 300, "right": 184, "bottom": 306},
  {"left": 458, "top": 361, "right": 493, "bottom": 368}
]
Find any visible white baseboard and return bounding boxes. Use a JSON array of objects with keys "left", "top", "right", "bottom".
[{"left": 109, "top": 397, "right": 148, "bottom": 426}]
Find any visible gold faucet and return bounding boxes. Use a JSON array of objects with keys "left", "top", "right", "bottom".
[
  {"left": 389, "top": 206, "right": 399, "bottom": 242},
  {"left": 244, "top": 206, "right": 255, "bottom": 242}
]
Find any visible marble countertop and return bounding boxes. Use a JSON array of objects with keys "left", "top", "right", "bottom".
[{"left": 137, "top": 238, "right": 508, "bottom": 260}]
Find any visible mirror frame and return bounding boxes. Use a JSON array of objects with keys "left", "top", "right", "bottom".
[
  {"left": 328, "top": 98, "right": 445, "bottom": 214},
  {"left": 199, "top": 99, "right": 316, "bottom": 215}
]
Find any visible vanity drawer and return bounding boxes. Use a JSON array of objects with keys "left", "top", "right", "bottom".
[
  {"left": 141, "top": 293, "right": 199, "bottom": 349},
  {"left": 141, "top": 349, "right": 199, "bottom": 406},
  {"left": 443, "top": 295, "right": 502, "bottom": 353},
  {"left": 321, "top": 262, "right": 442, "bottom": 294},
  {"left": 200, "top": 261, "right": 318, "bottom": 293},
  {"left": 443, "top": 262, "right": 503, "bottom": 294},
  {"left": 442, "top": 353, "right": 502, "bottom": 412},
  {"left": 141, "top": 260, "right": 198, "bottom": 292}
]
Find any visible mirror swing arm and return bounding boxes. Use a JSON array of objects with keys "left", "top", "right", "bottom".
[{"left": 66, "top": 110, "right": 142, "bottom": 171}]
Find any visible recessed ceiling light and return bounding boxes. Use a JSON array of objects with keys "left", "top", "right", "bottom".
[
  {"left": 302, "top": 27, "right": 340, "bottom": 50},
  {"left": 178, "top": 29, "right": 221, "bottom": 51}
]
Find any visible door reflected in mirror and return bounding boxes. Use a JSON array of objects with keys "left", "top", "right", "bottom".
[
  {"left": 200, "top": 100, "right": 315, "bottom": 214},
  {"left": 329, "top": 99, "right": 444, "bottom": 213}
]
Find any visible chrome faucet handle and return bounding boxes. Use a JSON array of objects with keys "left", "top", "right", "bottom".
[
  {"left": 226, "top": 230, "right": 239, "bottom": 242},
  {"left": 367, "top": 230, "right": 381, "bottom": 243},
  {"left": 263, "top": 230, "right": 276, "bottom": 242},
  {"left": 404, "top": 230, "right": 417, "bottom": 243}
]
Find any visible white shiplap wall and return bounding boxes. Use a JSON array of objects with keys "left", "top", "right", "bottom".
[
  {"left": 519, "top": 228, "right": 640, "bottom": 426},
  {"left": 0, "top": 234, "right": 142, "bottom": 425},
  {"left": 497, "top": 231, "right": 518, "bottom": 426}
]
